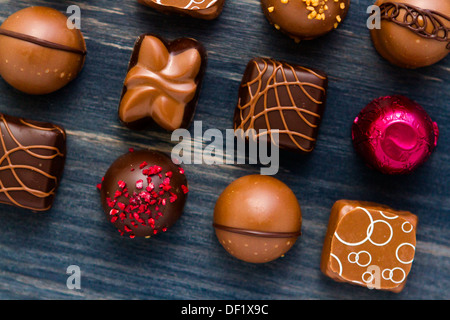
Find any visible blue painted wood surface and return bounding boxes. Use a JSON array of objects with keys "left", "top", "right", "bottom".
[{"left": 0, "top": 0, "right": 448, "bottom": 300}]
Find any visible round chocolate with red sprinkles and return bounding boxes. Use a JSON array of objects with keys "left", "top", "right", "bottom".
[{"left": 100, "top": 149, "right": 188, "bottom": 238}]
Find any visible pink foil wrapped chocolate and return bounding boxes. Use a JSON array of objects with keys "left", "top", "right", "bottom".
[{"left": 352, "top": 95, "right": 439, "bottom": 175}]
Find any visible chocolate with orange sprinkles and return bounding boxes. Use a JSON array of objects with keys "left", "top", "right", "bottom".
[{"left": 100, "top": 149, "right": 188, "bottom": 238}]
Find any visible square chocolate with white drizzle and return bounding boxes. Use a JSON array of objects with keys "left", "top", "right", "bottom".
[
  {"left": 118, "top": 34, "right": 207, "bottom": 131},
  {"left": 138, "top": 0, "right": 225, "bottom": 20},
  {"left": 321, "top": 200, "right": 418, "bottom": 293},
  {"left": 234, "top": 57, "right": 328, "bottom": 153}
]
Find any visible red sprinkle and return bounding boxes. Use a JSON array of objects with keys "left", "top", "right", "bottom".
[
  {"left": 118, "top": 180, "right": 126, "bottom": 189},
  {"left": 136, "top": 179, "right": 144, "bottom": 189},
  {"left": 179, "top": 168, "right": 185, "bottom": 174},
  {"left": 106, "top": 197, "right": 117, "bottom": 208},
  {"left": 96, "top": 183, "right": 102, "bottom": 190},
  {"left": 129, "top": 148, "right": 134, "bottom": 152},
  {"left": 139, "top": 161, "right": 148, "bottom": 169},
  {"left": 181, "top": 185, "right": 189, "bottom": 194}
]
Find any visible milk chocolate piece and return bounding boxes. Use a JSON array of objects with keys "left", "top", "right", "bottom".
[
  {"left": 370, "top": 0, "right": 450, "bottom": 68},
  {"left": 100, "top": 149, "right": 189, "bottom": 238},
  {"left": 213, "top": 175, "right": 302, "bottom": 263},
  {"left": 0, "top": 113, "right": 66, "bottom": 211},
  {"left": 0, "top": 6, "right": 87, "bottom": 95},
  {"left": 138, "top": 0, "right": 225, "bottom": 20},
  {"left": 321, "top": 200, "right": 418, "bottom": 293},
  {"left": 118, "top": 34, "right": 206, "bottom": 131},
  {"left": 234, "top": 57, "right": 328, "bottom": 153},
  {"left": 261, "top": 0, "right": 350, "bottom": 41}
]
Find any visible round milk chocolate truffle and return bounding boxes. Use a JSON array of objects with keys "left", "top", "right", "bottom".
[
  {"left": 370, "top": 0, "right": 450, "bottom": 68},
  {"left": 100, "top": 149, "right": 189, "bottom": 238},
  {"left": 352, "top": 95, "right": 439, "bottom": 175},
  {"left": 0, "top": 7, "right": 87, "bottom": 94},
  {"left": 260, "top": 0, "right": 350, "bottom": 41},
  {"left": 213, "top": 175, "right": 302, "bottom": 263}
]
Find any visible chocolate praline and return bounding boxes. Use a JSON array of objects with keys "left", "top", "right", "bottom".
[
  {"left": 100, "top": 150, "right": 189, "bottom": 238},
  {"left": 138, "top": 0, "right": 225, "bottom": 20},
  {"left": 321, "top": 200, "right": 418, "bottom": 293},
  {"left": 118, "top": 34, "right": 206, "bottom": 132},
  {"left": 0, "top": 6, "right": 87, "bottom": 95},
  {"left": 260, "top": 0, "right": 351, "bottom": 41},
  {"left": 0, "top": 113, "right": 66, "bottom": 211},
  {"left": 370, "top": 0, "right": 450, "bottom": 68},
  {"left": 213, "top": 175, "right": 302, "bottom": 263},
  {"left": 352, "top": 95, "right": 439, "bottom": 175},
  {"left": 234, "top": 57, "right": 328, "bottom": 153}
]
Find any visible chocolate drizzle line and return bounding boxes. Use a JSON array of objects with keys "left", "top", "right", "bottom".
[
  {"left": 379, "top": 2, "right": 450, "bottom": 49},
  {"left": 213, "top": 223, "right": 301, "bottom": 238},
  {"left": 0, "top": 28, "right": 87, "bottom": 55},
  {"left": 235, "top": 58, "right": 326, "bottom": 153},
  {"left": 0, "top": 114, "right": 65, "bottom": 211}
]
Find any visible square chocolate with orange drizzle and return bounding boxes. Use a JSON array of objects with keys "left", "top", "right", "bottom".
[
  {"left": 234, "top": 57, "right": 328, "bottom": 153},
  {"left": 0, "top": 113, "right": 66, "bottom": 211}
]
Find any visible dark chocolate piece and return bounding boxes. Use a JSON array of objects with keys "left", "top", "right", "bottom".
[
  {"left": 118, "top": 34, "right": 207, "bottom": 131},
  {"left": 371, "top": 0, "right": 450, "bottom": 68},
  {"left": 233, "top": 57, "right": 328, "bottom": 153},
  {"left": 213, "top": 175, "right": 302, "bottom": 263},
  {"left": 321, "top": 200, "right": 418, "bottom": 293},
  {"left": 138, "top": 0, "right": 225, "bottom": 20},
  {"left": 0, "top": 6, "right": 87, "bottom": 95},
  {"left": 0, "top": 113, "right": 66, "bottom": 211},
  {"left": 100, "top": 149, "right": 189, "bottom": 238},
  {"left": 260, "top": 0, "right": 350, "bottom": 41}
]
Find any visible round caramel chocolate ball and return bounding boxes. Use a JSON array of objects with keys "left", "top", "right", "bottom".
[
  {"left": 100, "top": 149, "right": 189, "bottom": 239},
  {"left": 0, "top": 7, "right": 87, "bottom": 94},
  {"left": 213, "top": 175, "right": 302, "bottom": 263},
  {"left": 260, "top": 0, "right": 351, "bottom": 41},
  {"left": 371, "top": 0, "right": 450, "bottom": 68}
]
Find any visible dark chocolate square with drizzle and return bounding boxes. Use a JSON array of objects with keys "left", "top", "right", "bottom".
[
  {"left": 234, "top": 57, "right": 328, "bottom": 153},
  {"left": 0, "top": 113, "right": 66, "bottom": 211}
]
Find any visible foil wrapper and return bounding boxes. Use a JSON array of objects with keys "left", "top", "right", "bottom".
[{"left": 352, "top": 95, "right": 439, "bottom": 175}]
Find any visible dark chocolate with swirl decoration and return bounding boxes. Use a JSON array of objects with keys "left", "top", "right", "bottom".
[
  {"left": 234, "top": 57, "right": 328, "bottom": 153},
  {"left": 0, "top": 113, "right": 66, "bottom": 211},
  {"left": 379, "top": 2, "right": 450, "bottom": 49}
]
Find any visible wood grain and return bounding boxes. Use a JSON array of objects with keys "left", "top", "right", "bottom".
[{"left": 0, "top": 0, "right": 449, "bottom": 299}]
